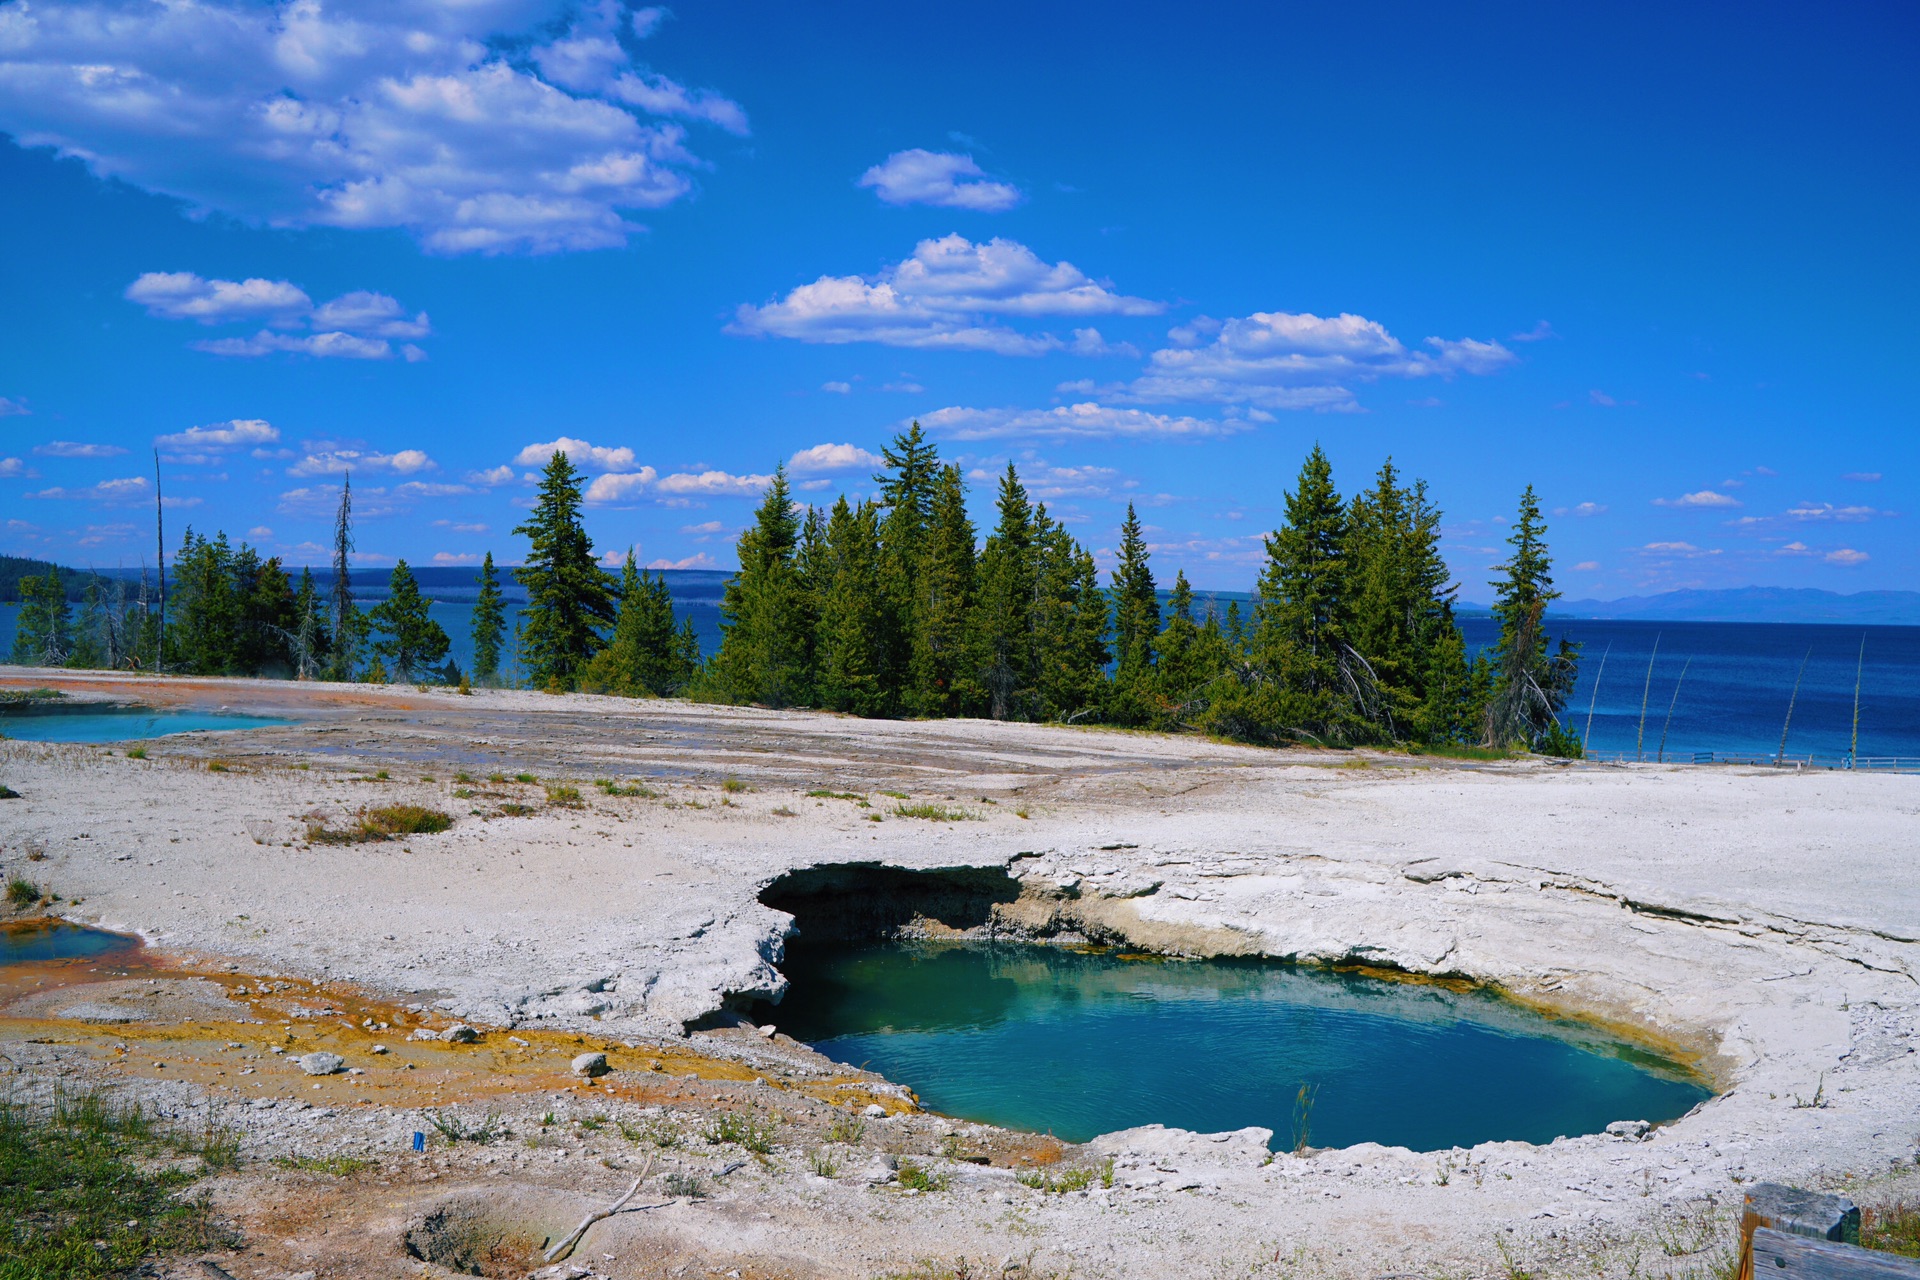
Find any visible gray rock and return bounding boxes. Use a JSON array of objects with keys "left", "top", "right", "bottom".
[
  {"left": 441, "top": 1024, "right": 478, "bottom": 1043},
  {"left": 296, "top": 1052, "right": 344, "bottom": 1076},
  {"left": 862, "top": 1103, "right": 888, "bottom": 1119},
  {"left": 861, "top": 1157, "right": 897, "bottom": 1185},
  {"left": 571, "top": 1051, "right": 609, "bottom": 1077},
  {"left": 1605, "top": 1120, "right": 1651, "bottom": 1140}
]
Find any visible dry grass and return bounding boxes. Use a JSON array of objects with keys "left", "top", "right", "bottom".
[{"left": 307, "top": 804, "right": 453, "bottom": 844}]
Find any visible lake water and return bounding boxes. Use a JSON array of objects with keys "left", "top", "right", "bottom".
[
  {"left": 4, "top": 590, "right": 1915, "bottom": 761},
  {"left": 754, "top": 941, "right": 1710, "bottom": 1152},
  {"left": 0, "top": 704, "right": 293, "bottom": 742}
]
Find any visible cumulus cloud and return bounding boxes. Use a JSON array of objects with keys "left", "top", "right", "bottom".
[
  {"left": 1639, "top": 541, "right": 1720, "bottom": 558},
  {"left": 33, "top": 441, "right": 127, "bottom": 458},
  {"left": 514, "top": 437, "right": 637, "bottom": 472},
  {"left": 431, "top": 551, "right": 479, "bottom": 565},
  {"left": 582, "top": 468, "right": 659, "bottom": 504},
  {"left": 969, "top": 458, "right": 1127, "bottom": 501},
  {"left": 729, "top": 234, "right": 1161, "bottom": 355},
  {"left": 653, "top": 469, "right": 774, "bottom": 497},
  {"left": 1786, "top": 502, "right": 1878, "bottom": 522},
  {"left": 27, "top": 475, "right": 198, "bottom": 506},
  {"left": 0, "top": 396, "right": 28, "bottom": 417},
  {"left": 0, "top": 457, "right": 25, "bottom": 477},
  {"left": 153, "top": 419, "right": 279, "bottom": 452},
  {"left": 790, "top": 443, "right": 883, "bottom": 474},
  {"left": 129, "top": 274, "right": 433, "bottom": 359},
  {"left": 857, "top": 149, "right": 1022, "bottom": 212},
  {"left": 0, "top": 1, "right": 745, "bottom": 255},
  {"left": 821, "top": 381, "right": 852, "bottom": 394},
  {"left": 1826, "top": 548, "right": 1869, "bottom": 565},
  {"left": 1653, "top": 490, "right": 1741, "bottom": 509},
  {"left": 288, "top": 448, "right": 434, "bottom": 477},
  {"left": 1554, "top": 502, "right": 1608, "bottom": 517},
  {"left": 1068, "top": 328, "right": 1139, "bottom": 358},
  {"left": 917, "top": 403, "right": 1244, "bottom": 441},
  {"left": 1119, "top": 311, "right": 1515, "bottom": 411},
  {"left": 647, "top": 552, "right": 716, "bottom": 570},
  {"left": 1511, "top": 320, "right": 1558, "bottom": 342}
]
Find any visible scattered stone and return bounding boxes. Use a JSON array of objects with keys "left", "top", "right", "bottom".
[
  {"left": 1606, "top": 1120, "right": 1651, "bottom": 1141},
  {"left": 861, "top": 1157, "right": 897, "bottom": 1185},
  {"left": 863, "top": 1104, "right": 888, "bottom": 1119},
  {"left": 441, "top": 1024, "right": 478, "bottom": 1044},
  {"left": 571, "top": 1051, "right": 610, "bottom": 1077},
  {"left": 370, "top": 1044, "right": 389, "bottom": 1054},
  {"left": 758, "top": 1023, "right": 776, "bottom": 1038},
  {"left": 296, "top": 1052, "right": 344, "bottom": 1076}
]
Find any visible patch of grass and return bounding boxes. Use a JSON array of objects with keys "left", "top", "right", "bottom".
[
  {"left": 545, "top": 784, "right": 582, "bottom": 807},
  {"left": 663, "top": 1172, "right": 705, "bottom": 1199},
  {"left": 513, "top": 772, "right": 536, "bottom": 785},
  {"left": 0, "top": 688, "right": 63, "bottom": 704},
  {"left": 125, "top": 747, "right": 146, "bottom": 760},
  {"left": 826, "top": 1116, "right": 865, "bottom": 1145},
  {"left": 721, "top": 777, "right": 748, "bottom": 793},
  {"left": 451, "top": 788, "right": 474, "bottom": 799},
  {"left": 575, "top": 1115, "right": 604, "bottom": 1132},
  {"left": 495, "top": 802, "right": 535, "bottom": 817},
  {"left": 308, "top": 804, "right": 453, "bottom": 844},
  {"left": 595, "top": 778, "right": 661, "bottom": 798},
  {"left": 806, "top": 789, "right": 869, "bottom": 805},
  {"left": 206, "top": 759, "right": 232, "bottom": 773},
  {"left": 1406, "top": 742, "right": 1513, "bottom": 762},
  {"left": 892, "top": 803, "right": 980, "bottom": 822},
  {"left": 1865, "top": 1201, "right": 1920, "bottom": 1258},
  {"left": 1017, "top": 1164, "right": 1102, "bottom": 1193},
  {"left": 487, "top": 772, "right": 507, "bottom": 783},
  {"left": 617, "top": 1119, "right": 679, "bottom": 1148},
  {"left": 702, "top": 1112, "right": 775, "bottom": 1154},
  {"left": 453, "top": 772, "right": 475, "bottom": 784},
  {"left": 808, "top": 1149, "right": 838, "bottom": 1177},
  {"left": 373, "top": 769, "right": 389, "bottom": 780},
  {"left": 879, "top": 789, "right": 909, "bottom": 800},
  {"left": 0, "top": 784, "right": 17, "bottom": 800},
  {"left": 6, "top": 876, "right": 41, "bottom": 908},
  {"left": 770, "top": 805, "right": 797, "bottom": 817},
  {"left": 1013, "top": 805, "right": 1031, "bottom": 820},
  {"left": 273, "top": 1153, "right": 373, "bottom": 1177},
  {"left": 0, "top": 1088, "right": 236, "bottom": 1278},
  {"left": 896, "top": 1160, "right": 950, "bottom": 1192},
  {"left": 425, "top": 1111, "right": 501, "bottom": 1144}
]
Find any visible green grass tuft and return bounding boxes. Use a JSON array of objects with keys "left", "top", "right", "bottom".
[
  {"left": 702, "top": 1112, "right": 775, "bottom": 1154},
  {"left": 272, "top": 1153, "right": 372, "bottom": 1177},
  {"left": 892, "top": 803, "right": 980, "bottom": 822},
  {"left": 6, "top": 876, "right": 41, "bottom": 908}
]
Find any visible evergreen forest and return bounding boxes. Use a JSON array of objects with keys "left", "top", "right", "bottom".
[{"left": 4, "top": 427, "right": 1582, "bottom": 754}]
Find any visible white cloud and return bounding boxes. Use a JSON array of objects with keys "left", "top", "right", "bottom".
[
  {"left": 1786, "top": 502, "right": 1878, "bottom": 522},
  {"left": 821, "top": 381, "right": 852, "bottom": 394},
  {"left": 309, "top": 291, "right": 430, "bottom": 339},
  {"left": 647, "top": 552, "right": 716, "bottom": 570},
  {"left": 1069, "top": 328, "right": 1139, "bottom": 358},
  {"left": 681, "top": 520, "right": 725, "bottom": 535},
  {"left": 195, "top": 330, "right": 395, "bottom": 360},
  {"left": 1590, "top": 390, "right": 1618, "bottom": 407},
  {"left": 1776, "top": 541, "right": 1811, "bottom": 556},
  {"left": 1639, "top": 541, "right": 1720, "bottom": 558},
  {"left": 1554, "top": 502, "right": 1608, "bottom": 517},
  {"left": 970, "top": 458, "right": 1126, "bottom": 501},
  {"left": 729, "top": 234, "right": 1161, "bottom": 355},
  {"left": 1653, "top": 490, "right": 1742, "bottom": 509},
  {"left": 432, "top": 551, "right": 479, "bottom": 565},
  {"left": 433, "top": 520, "right": 490, "bottom": 534},
  {"left": 514, "top": 437, "right": 637, "bottom": 472},
  {"left": 918, "top": 402, "right": 1244, "bottom": 441},
  {"left": 248, "top": 525, "right": 272, "bottom": 539},
  {"left": 1123, "top": 311, "right": 1515, "bottom": 410},
  {"left": 0, "top": 457, "right": 25, "bottom": 477},
  {"left": 654, "top": 470, "right": 773, "bottom": 497},
  {"left": 32, "top": 440, "right": 126, "bottom": 458},
  {"left": 0, "top": 2, "right": 744, "bottom": 255},
  {"left": 289, "top": 448, "right": 435, "bottom": 477},
  {"left": 26, "top": 475, "right": 196, "bottom": 506},
  {"left": 1572, "top": 560, "right": 1601, "bottom": 571},
  {"left": 1826, "top": 548, "right": 1869, "bottom": 565},
  {"left": 582, "top": 468, "right": 659, "bottom": 504},
  {"left": 857, "top": 149, "right": 1022, "bottom": 212},
  {"left": 394, "top": 481, "right": 472, "bottom": 498},
  {"left": 0, "top": 396, "right": 28, "bottom": 417},
  {"left": 1511, "top": 320, "right": 1557, "bottom": 342},
  {"left": 153, "top": 419, "right": 280, "bottom": 452},
  {"left": 1843, "top": 471, "right": 1882, "bottom": 482},
  {"left": 467, "top": 465, "right": 516, "bottom": 486},
  {"left": 125, "top": 272, "right": 311, "bottom": 324},
  {"left": 790, "top": 442, "right": 883, "bottom": 474}
]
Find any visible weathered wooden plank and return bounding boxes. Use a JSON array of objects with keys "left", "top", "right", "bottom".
[
  {"left": 1747, "top": 1182, "right": 1863, "bottom": 1244},
  {"left": 1749, "top": 1227, "right": 1920, "bottom": 1280}
]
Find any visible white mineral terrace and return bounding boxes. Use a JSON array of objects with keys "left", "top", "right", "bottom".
[{"left": 1, "top": 670, "right": 1915, "bottom": 1279}]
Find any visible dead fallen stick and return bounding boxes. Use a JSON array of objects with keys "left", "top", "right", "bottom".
[{"left": 542, "top": 1157, "right": 654, "bottom": 1263}]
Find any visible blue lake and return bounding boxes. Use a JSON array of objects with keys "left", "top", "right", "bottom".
[
  {"left": 754, "top": 941, "right": 1711, "bottom": 1152},
  {"left": 0, "top": 704, "right": 292, "bottom": 742}
]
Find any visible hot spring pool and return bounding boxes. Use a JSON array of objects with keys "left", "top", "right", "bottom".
[
  {"left": 754, "top": 941, "right": 1710, "bottom": 1152},
  {"left": 0, "top": 703, "right": 292, "bottom": 743}
]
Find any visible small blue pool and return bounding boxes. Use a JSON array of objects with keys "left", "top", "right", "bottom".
[
  {"left": 0, "top": 704, "right": 293, "bottom": 743},
  {"left": 0, "top": 922, "right": 140, "bottom": 965}
]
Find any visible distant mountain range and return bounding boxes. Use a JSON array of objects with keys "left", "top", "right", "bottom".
[{"left": 1554, "top": 587, "right": 1920, "bottom": 625}]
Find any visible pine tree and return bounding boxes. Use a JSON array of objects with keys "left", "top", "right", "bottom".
[
  {"left": 1158, "top": 570, "right": 1228, "bottom": 725},
  {"left": 814, "top": 498, "right": 890, "bottom": 715},
  {"left": 10, "top": 573, "right": 70, "bottom": 667},
  {"left": 913, "top": 463, "right": 978, "bottom": 715},
  {"left": 327, "top": 476, "right": 360, "bottom": 682},
  {"left": 235, "top": 549, "right": 297, "bottom": 677},
  {"left": 875, "top": 423, "right": 939, "bottom": 703},
  {"left": 169, "top": 529, "right": 242, "bottom": 675},
  {"left": 972, "top": 464, "right": 1037, "bottom": 720},
  {"left": 69, "top": 576, "right": 106, "bottom": 669},
  {"left": 703, "top": 466, "right": 813, "bottom": 706},
  {"left": 583, "top": 551, "right": 686, "bottom": 696},
  {"left": 1109, "top": 503, "right": 1160, "bottom": 722},
  {"left": 370, "top": 559, "right": 451, "bottom": 683},
  {"left": 1249, "top": 445, "right": 1358, "bottom": 741},
  {"left": 514, "top": 452, "right": 616, "bottom": 690},
  {"left": 1484, "top": 485, "right": 1580, "bottom": 752},
  {"left": 291, "top": 567, "right": 330, "bottom": 680},
  {"left": 471, "top": 551, "right": 506, "bottom": 685}
]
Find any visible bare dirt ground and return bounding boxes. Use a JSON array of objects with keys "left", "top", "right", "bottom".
[{"left": 1, "top": 669, "right": 1917, "bottom": 1280}]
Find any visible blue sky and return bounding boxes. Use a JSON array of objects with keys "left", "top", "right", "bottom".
[{"left": 0, "top": 0, "right": 1914, "bottom": 600}]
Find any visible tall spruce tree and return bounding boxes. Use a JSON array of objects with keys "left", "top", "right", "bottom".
[
  {"left": 704, "top": 466, "right": 813, "bottom": 706},
  {"left": 913, "top": 462, "right": 978, "bottom": 715},
  {"left": 327, "top": 475, "right": 360, "bottom": 681},
  {"left": 1251, "top": 445, "right": 1357, "bottom": 739},
  {"left": 514, "top": 452, "right": 617, "bottom": 690},
  {"left": 471, "top": 551, "right": 506, "bottom": 685},
  {"left": 370, "top": 559, "right": 450, "bottom": 683},
  {"left": 10, "top": 573, "right": 70, "bottom": 667},
  {"left": 1484, "top": 486, "right": 1580, "bottom": 752},
  {"left": 1109, "top": 503, "right": 1160, "bottom": 721},
  {"left": 875, "top": 423, "right": 939, "bottom": 703},
  {"left": 972, "top": 464, "right": 1037, "bottom": 720},
  {"left": 814, "top": 498, "right": 890, "bottom": 715},
  {"left": 584, "top": 551, "right": 688, "bottom": 696}
]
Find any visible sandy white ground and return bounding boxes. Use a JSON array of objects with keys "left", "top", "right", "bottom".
[{"left": 1, "top": 670, "right": 1916, "bottom": 1279}]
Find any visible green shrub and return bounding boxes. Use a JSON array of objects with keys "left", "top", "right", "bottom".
[
  {"left": 721, "top": 777, "right": 748, "bottom": 793},
  {"left": 896, "top": 1160, "right": 949, "bottom": 1192},
  {"left": 545, "top": 784, "right": 582, "bottom": 807},
  {"left": 125, "top": 747, "right": 146, "bottom": 760},
  {"left": 307, "top": 805, "right": 452, "bottom": 844},
  {"left": 702, "top": 1112, "right": 775, "bottom": 1154},
  {"left": 892, "top": 803, "right": 979, "bottom": 822},
  {"left": 513, "top": 772, "right": 536, "bottom": 784},
  {"left": 1017, "top": 1162, "right": 1106, "bottom": 1193},
  {"left": 6, "top": 877, "right": 40, "bottom": 908},
  {"left": 0, "top": 784, "right": 18, "bottom": 800}
]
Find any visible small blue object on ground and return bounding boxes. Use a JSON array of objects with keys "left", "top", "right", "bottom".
[{"left": 412, "top": 1131, "right": 425, "bottom": 1152}]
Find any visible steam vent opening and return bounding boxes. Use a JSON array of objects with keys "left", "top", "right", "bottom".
[{"left": 754, "top": 861, "right": 1712, "bottom": 1153}]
